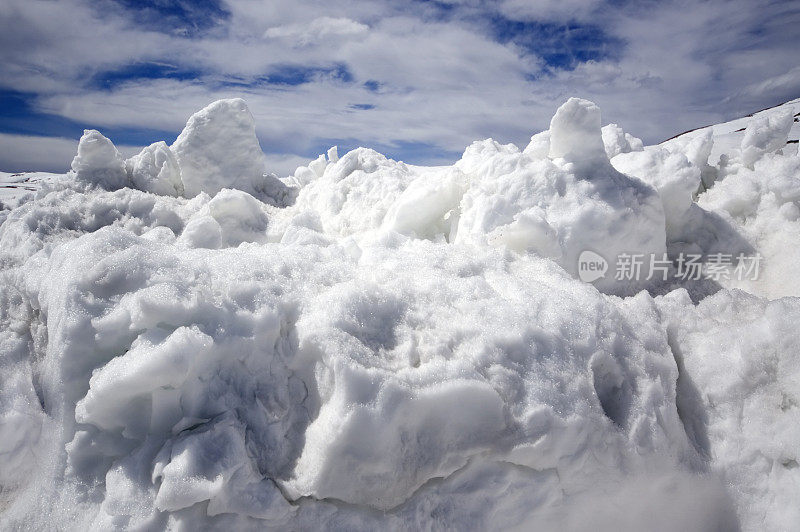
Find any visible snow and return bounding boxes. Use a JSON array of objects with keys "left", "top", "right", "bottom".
[
  {"left": 657, "top": 288, "right": 800, "bottom": 531},
  {"left": 71, "top": 129, "right": 129, "bottom": 190},
  {"left": 0, "top": 172, "right": 61, "bottom": 208},
  {"left": 657, "top": 100, "right": 800, "bottom": 299},
  {"left": 1, "top": 96, "right": 800, "bottom": 530},
  {"left": 126, "top": 141, "right": 183, "bottom": 197},
  {"left": 601, "top": 123, "right": 644, "bottom": 159},
  {"left": 523, "top": 129, "right": 550, "bottom": 158},
  {"left": 548, "top": 97, "right": 607, "bottom": 165},
  {"left": 661, "top": 97, "right": 800, "bottom": 167},
  {"left": 611, "top": 145, "right": 700, "bottom": 240},
  {"left": 739, "top": 108, "right": 794, "bottom": 169},
  {"left": 454, "top": 136, "right": 666, "bottom": 295},
  {"left": 171, "top": 98, "right": 293, "bottom": 206}
]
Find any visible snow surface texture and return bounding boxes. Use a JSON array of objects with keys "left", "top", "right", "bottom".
[
  {"left": 67, "top": 98, "right": 294, "bottom": 206},
  {"left": 0, "top": 96, "right": 799, "bottom": 530}
]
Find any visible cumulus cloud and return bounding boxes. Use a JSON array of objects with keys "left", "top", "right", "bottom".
[{"left": 0, "top": 0, "right": 798, "bottom": 172}]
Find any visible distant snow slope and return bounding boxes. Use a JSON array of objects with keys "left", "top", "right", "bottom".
[
  {"left": 1, "top": 97, "right": 799, "bottom": 531},
  {"left": 0, "top": 171, "right": 61, "bottom": 204},
  {"left": 662, "top": 97, "right": 800, "bottom": 166}
]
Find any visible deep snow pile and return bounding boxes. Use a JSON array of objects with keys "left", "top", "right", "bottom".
[{"left": 0, "top": 96, "right": 798, "bottom": 531}]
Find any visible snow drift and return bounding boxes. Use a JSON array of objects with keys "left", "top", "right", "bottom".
[{"left": 1, "top": 96, "right": 799, "bottom": 531}]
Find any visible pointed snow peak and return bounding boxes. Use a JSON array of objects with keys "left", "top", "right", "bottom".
[
  {"left": 70, "top": 129, "right": 128, "bottom": 190},
  {"left": 548, "top": 98, "right": 607, "bottom": 166},
  {"left": 171, "top": 98, "right": 268, "bottom": 198}
]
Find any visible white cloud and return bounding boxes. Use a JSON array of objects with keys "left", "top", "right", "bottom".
[
  {"left": 0, "top": 133, "right": 141, "bottom": 173},
  {"left": 264, "top": 17, "right": 369, "bottom": 46},
  {"left": 263, "top": 152, "right": 315, "bottom": 176},
  {"left": 737, "top": 66, "right": 800, "bottom": 103},
  {"left": 1, "top": 0, "right": 798, "bottom": 171},
  {"left": 498, "top": 0, "right": 603, "bottom": 22}
]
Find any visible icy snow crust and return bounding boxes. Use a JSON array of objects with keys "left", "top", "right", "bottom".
[{"left": 0, "top": 97, "right": 798, "bottom": 530}]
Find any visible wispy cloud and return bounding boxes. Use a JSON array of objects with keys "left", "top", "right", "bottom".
[
  {"left": 1, "top": 0, "right": 798, "bottom": 174},
  {"left": 264, "top": 16, "right": 369, "bottom": 46}
]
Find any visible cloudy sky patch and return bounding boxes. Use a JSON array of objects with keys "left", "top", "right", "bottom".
[{"left": 1, "top": 0, "right": 798, "bottom": 174}]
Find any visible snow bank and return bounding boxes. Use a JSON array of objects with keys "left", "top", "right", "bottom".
[
  {"left": 523, "top": 129, "right": 550, "bottom": 158},
  {"left": 70, "top": 129, "right": 128, "bottom": 189},
  {"left": 654, "top": 101, "right": 800, "bottom": 298},
  {"left": 171, "top": 98, "right": 293, "bottom": 205},
  {"left": 68, "top": 99, "right": 295, "bottom": 206},
  {"left": 660, "top": 97, "right": 800, "bottom": 169},
  {"left": 456, "top": 98, "right": 666, "bottom": 294},
  {"left": 548, "top": 97, "right": 607, "bottom": 165},
  {"left": 126, "top": 141, "right": 183, "bottom": 196},
  {"left": 291, "top": 147, "right": 420, "bottom": 237},
  {"left": 739, "top": 108, "right": 794, "bottom": 169},
  {"left": 602, "top": 123, "right": 644, "bottom": 159},
  {"left": 657, "top": 289, "right": 800, "bottom": 531},
  {"left": 2, "top": 96, "right": 800, "bottom": 530},
  {"left": 612, "top": 146, "right": 700, "bottom": 240}
]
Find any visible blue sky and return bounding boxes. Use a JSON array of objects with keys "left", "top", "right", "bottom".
[{"left": 1, "top": 0, "right": 799, "bottom": 174}]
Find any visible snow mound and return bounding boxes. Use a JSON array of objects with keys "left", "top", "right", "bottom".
[
  {"left": 654, "top": 98, "right": 800, "bottom": 298},
  {"left": 70, "top": 129, "right": 128, "bottom": 190},
  {"left": 126, "top": 141, "right": 183, "bottom": 197},
  {"left": 662, "top": 97, "right": 800, "bottom": 168},
  {"left": 658, "top": 289, "right": 800, "bottom": 531},
  {"left": 64, "top": 99, "right": 296, "bottom": 205},
  {"left": 292, "top": 147, "right": 420, "bottom": 237},
  {"left": 456, "top": 98, "right": 666, "bottom": 295},
  {"left": 740, "top": 108, "right": 794, "bottom": 169},
  {"left": 612, "top": 146, "right": 700, "bottom": 239},
  {"left": 548, "top": 97, "right": 607, "bottom": 165},
  {"left": 179, "top": 188, "right": 271, "bottom": 248},
  {"left": 602, "top": 123, "right": 644, "bottom": 159},
  {"left": 523, "top": 129, "right": 550, "bottom": 158},
  {"left": 171, "top": 98, "right": 292, "bottom": 205},
  {"left": 2, "top": 96, "right": 800, "bottom": 530}
]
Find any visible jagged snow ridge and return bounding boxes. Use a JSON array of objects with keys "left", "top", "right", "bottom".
[{"left": 0, "top": 97, "right": 798, "bottom": 531}]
